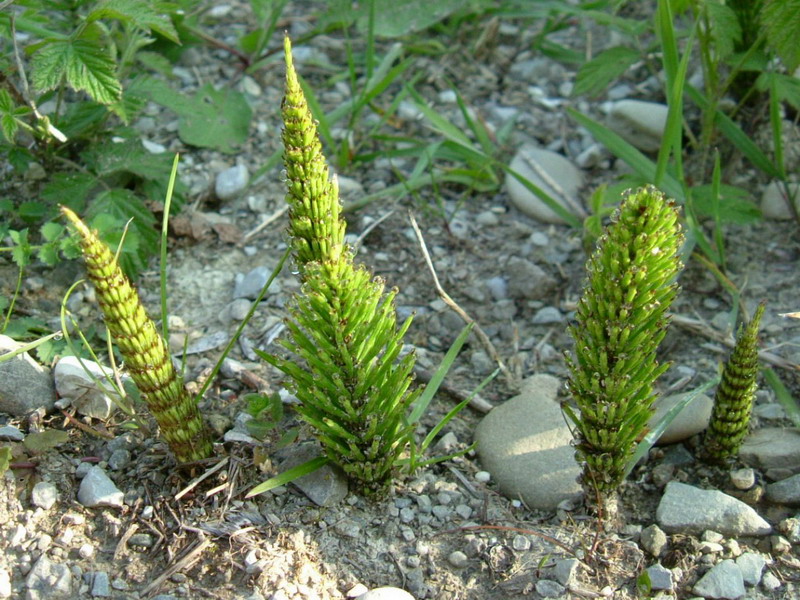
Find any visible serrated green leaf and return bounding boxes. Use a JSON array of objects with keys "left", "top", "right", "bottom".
[
  {"left": 18, "top": 201, "right": 47, "bottom": 222},
  {"left": 90, "top": 137, "right": 172, "bottom": 180},
  {"left": 704, "top": 0, "right": 741, "bottom": 60},
  {"left": 41, "top": 222, "right": 64, "bottom": 242},
  {"left": 37, "top": 242, "right": 59, "bottom": 266},
  {"left": 24, "top": 429, "right": 70, "bottom": 453},
  {"left": 758, "top": 71, "right": 800, "bottom": 111},
  {"left": 9, "top": 228, "right": 31, "bottom": 268},
  {"left": 88, "top": 0, "right": 179, "bottom": 44},
  {"left": 41, "top": 173, "right": 98, "bottom": 213},
  {"left": 762, "top": 0, "right": 800, "bottom": 71},
  {"left": 31, "top": 38, "right": 122, "bottom": 105},
  {"left": 573, "top": 46, "right": 640, "bottom": 98},
  {"left": 135, "top": 51, "right": 174, "bottom": 77}
]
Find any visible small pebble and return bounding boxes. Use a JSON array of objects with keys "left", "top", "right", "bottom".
[
  {"left": 31, "top": 481, "right": 58, "bottom": 510},
  {"left": 447, "top": 551, "right": 468, "bottom": 568},
  {"left": 474, "top": 471, "right": 491, "bottom": 483},
  {"left": 512, "top": 535, "right": 531, "bottom": 551},
  {"left": 731, "top": 468, "right": 756, "bottom": 490}
]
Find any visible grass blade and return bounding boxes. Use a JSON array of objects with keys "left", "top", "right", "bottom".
[
  {"left": 246, "top": 456, "right": 330, "bottom": 498},
  {"left": 763, "top": 368, "right": 800, "bottom": 428}
]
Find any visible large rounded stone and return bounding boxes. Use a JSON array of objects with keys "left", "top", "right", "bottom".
[
  {"left": 650, "top": 391, "right": 713, "bottom": 445},
  {"left": 475, "top": 374, "right": 582, "bottom": 510},
  {"left": 505, "top": 146, "right": 584, "bottom": 224},
  {"left": 607, "top": 100, "right": 668, "bottom": 152}
]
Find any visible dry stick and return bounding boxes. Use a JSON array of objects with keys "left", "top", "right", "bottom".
[
  {"left": 409, "top": 213, "right": 517, "bottom": 390},
  {"left": 671, "top": 313, "right": 799, "bottom": 372},
  {"left": 174, "top": 457, "right": 229, "bottom": 501},
  {"left": 141, "top": 536, "right": 213, "bottom": 598},
  {"left": 241, "top": 204, "right": 289, "bottom": 244}
]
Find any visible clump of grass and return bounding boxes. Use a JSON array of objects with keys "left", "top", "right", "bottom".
[
  {"left": 61, "top": 206, "right": 213, "bottom": 464},
  {"left": 703, "top": 300, "right": 766, "bottom": 462},
  {"left": 564, "top": 186, "right": 684, "bottom": 500},
  {"left": 257, "top": 37, "right": 419, "bottom": 495}
]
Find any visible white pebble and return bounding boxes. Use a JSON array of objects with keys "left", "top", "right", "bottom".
[{"left": 474, "top": 471, "right": 491, "bottom": 483}]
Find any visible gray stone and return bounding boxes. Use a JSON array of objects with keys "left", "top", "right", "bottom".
[
  {"left": 752, "top": 402, "right": 785, "bottom": 421},
  {"left": 77, "top": 466, "right": 124, "bottom": 508},
  {"left": 233, "top": 265, "right": 279, "bottom": 300},
  {"left": 535, "top": 579, "right": 565, "bottom": 598},
  {"left": 0, "top": 567, "right": 10, "bottom": 599},
  {"left": 730, "top": 468, "right": 756, "bottom": 491},
  {"left": 215, "top": 164, "right": 249, "bottom": 200},
  {"left": 54, "top": 356, "right": 121, "bottom": 420},
  {"left": 656, "top": 482, "right": 771, "bottom": 536},
  {"left": 760, "top": 571, "right": 781, "bottom": 592},
  {"left": 107, "top": 449, "right": 131, "bottom": 471},
  {"left": 641, "top": 524, "right": 668, "bottom": 557},
  {"left": 485, "top": 276, "right": 508, "bottom": 300},
  {"left": 91, "top": 571, "right": 110, "bottom": 597},
  {"left": 25, "top": 555, "right": 72, "bottom": 600},
  {"left": 356, "top": 587, "right": 415, "bottom": 600},
  {"left": 735, "top": 552, "right": 765, "bottom": 586},
  {"left": 505, "top": 145, "right": 584, "bottom": 224},
  {"left": 504, "top": 257, "right": 556, "bottom": 301},
  {"left": 447, "top": 551, "right": 468, "bottom": 568},
  {"left": 766, "top": 473, "right": 800, "bottom": 506},
  {"left": 279, "top": 444, "right": 347, "bottom": 507},
  {"left": 0, "top": 425, "right": 24, "bottom": 441},
  {"left": 532, "top": 306, "right": 563, "bottom": 324},
  {"left": 0, "top": 334, "right": 55, "bottom": 416},
  {"left": 740, "top": 427, "right": 800, "bottom": 474},
  {"left": 31, "top": 481, "right": 58, "bottom": 510},
  {"left": 607, "top": 100, "right": 668, "bottom": 152},
  {"left": 760, "top": 181, "right": 800, "bottom": 221},
  {"left": 553, "top": 557, "right": 582, "bottom": 588},
  {"left": 650, "top": 392, "right": 713, "bottom": 445},
  {"left": 692, "top": 559, "right": 745, "bottom": 599},
  {"left": 475, "top": 374, "right": 582, "bottom": 510},
  {"left": 646, "top": 564, "right": 673, "bottom": 591}
]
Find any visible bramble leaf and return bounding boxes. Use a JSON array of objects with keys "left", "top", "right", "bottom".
[
  {"left": 88, "top": 0, "right": 179, "bottom": 44},
  {"left": 762, "top": 0, "right": 800, "bottom": 71},
  {"left": 573, "top": 46, "right": 640, "bottom": 98},
  {"left": 31, "top": 38, "right": 122, "bottom": 105}
]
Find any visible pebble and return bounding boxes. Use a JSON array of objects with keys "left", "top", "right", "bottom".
[
  {"left": 735, "top": 552, "right": 766, "bottom": 586},
  {"left": 535, "top": 580, "right": 565, "bottom": 598},
  {"left": 505, "top": 257, "right": 557, "bottom": 300},
  {"left": 531, "top": 306, "right": 563, "bottom": 324},
  {"left": 512, "top": 534, "right": 531, "bottom": 551},
  {"left": 233, "top": 265, "right": 280, "bottom": 300},
  {"left": 646, "top": 564, "right": 673, "bottom": 591},
  {"left": 356, "top": 587, "right": 415, "bottom": 600},
  {"left": 447, "top": 551, "right": 468, "bottom": 568},
  {"left": 485, "top": 276, "right": 508, "bottom": 300},
  {"left": 0, "top": 334, "right": 56, "bottom": 416},
  {"left": 77, "top": 466, "right": 124, "bottom": 508},
  {"left": 54, "top": 356, "right": 120, "bottom": 420},
  {"left": 505, "top": 145, "right": 584, "bottom": 224},
  {"left": 475, "top": 211, "right": 499, "bottom": 226},
  {"left": 656, "top": 482, "right": 771, "bottom": 536},
  {"left": 553, "top": 558, "right": 581, "bottom": 588},
  {"left": 730, "top": 468, "right": 756, "bottom": 490},
  {"left": 474, "top": 471, "right": 491, "bottom": 483},
  {"left": 25, "top": 555, "right": 73, "bottom": 600},
  {"left": 740, "top": 427, "right": 800, "bottom": 471},
  {"left": 475, "top": 374, "right": 583, "bottom": 510},
  {"left": 649, "top": 392, "right": 713, "bottom": 445},
  {"left": 640, "top": 524, "right": 668, "bottom": 557},
  {"left": 692, "top": 559, "right": 745, "bottom": 599},
  {"left": 31, "top": 481, "right": 58, "bottom": 510},
  {"left": 607, "top": 100, "right": 668, "bottom": 152},
  {"left": 766, "top": 473, "right": 800, "bottom": 506},
  {"left": 107, "top": 449, "right": 131, "bottom": 471},
  {"left": 752, "top": 402, "right": 785, "bottom": 420},
  {"left": 0, "top": 568, "right": 9, "bottom": 599},
  {"left": 141, "top": 139, "right": 166, "bottom": 154},
  {"left": 215, "top": 164, "right": 249, "bottom": 200},
  {"left": 91, "top": 571, "right": 111, "bottom": 597},
  {"left": 761, "top": 571, "right": 781, "bottom": 591},
  {"left": 0, "top": 425, "right": 24, "bottom": 441},
  {"left": 760, "top": 181, "right": 800, "bottom": 220}
]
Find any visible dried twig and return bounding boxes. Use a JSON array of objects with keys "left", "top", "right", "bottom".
[
  {"left": 141, "top": 536, "right": 213, "bottom": 597},
  {"left": 353, "top": 208, "right": 395, "bottom": 253},
  {"left": 175, "top": 457, "right": 229, "bottom": 501},
  {"left": 241, "top": 204, "right": 289, "bottom": 244},
  {"left": 670, "top": 313, "right": 799, "bottom": 372},
  {"left": 409, "top": 212, "right": 517, "bottom": 389}
]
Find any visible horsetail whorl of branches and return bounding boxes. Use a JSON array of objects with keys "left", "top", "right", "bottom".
[
  {"left": 704, "top": 300, "right": 766, "bottom": 462},
  {"left": 565, "top": 186, "right": 683, "bottom": 497},
  {"left": 61, "top": 206, "right": 213, "bottom": 464},
  {"left": 258, "top": 37, "right": 418, "bottom": 494}
]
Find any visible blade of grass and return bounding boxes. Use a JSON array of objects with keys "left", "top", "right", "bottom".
[
  {"left": 710, "top": 150, "right": 726, "bottom": 271},
  {"left": 246, "top": 456, "right": 330, "bottom": 498},
  {"left": 160, "top": 153, "right": 180, "bottom": 341}
]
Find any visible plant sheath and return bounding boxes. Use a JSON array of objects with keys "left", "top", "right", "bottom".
[{"left": 61, "top": 206, "right": 212, "bottom": 463}]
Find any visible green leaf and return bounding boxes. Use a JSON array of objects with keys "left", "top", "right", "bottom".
[
  {"left": 23, "top": 429, "right": 70, "bottom": 453},
  {"left": 88, "top": 0, "right": 179, "bottom": 44},
  {"left": 246, "top": 456, "right": 329, "bottom": 498},
  {"left": 41, "top": 173, "right": 98, "bottom": 213},
  {"left": 89, "top": 137, "right": 172, "bottom": 181},
  {"left": 9, "top": 228, "right": 31, "bottom": 268},
  {"left": 757, "top": 72, "right": 800, "bottom": 112},
  {"left": 762, "top": 0, "right": 800, "bottom": 71},
  {"left": 41, "top": 222, "right": 65, "bottom": 242},
  {"left": 704, "top": 0, "right": 741, "bottom": 60},
  {"left": 763, "top": 368, "right": 800, "bottom": 428},
  {"left": 141, "top": 80, "right": 251, "bottom": 153},
  {"left": 573, "top": 46, "right": 640, "bottom": 98},
  {"left": 0, "top": 88, "right": 32, "bottom": 142},
  {"left": 690, "top": 184, "right": 761, "bottom": 224},
  {"left": 31, "top": 38, "right": 122, "bottom": 105},
  {"left": 18, "top": 201, "right": 47, "bottom": 223}
]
